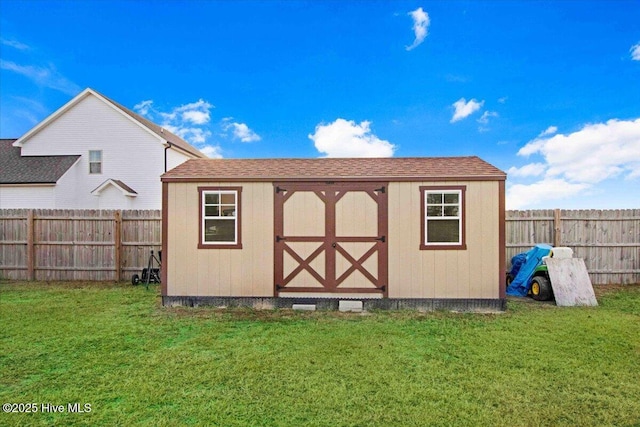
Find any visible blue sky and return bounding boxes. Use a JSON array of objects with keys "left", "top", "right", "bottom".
[{"left": 1, "top": 0, "right": 639, "bottom": 209}]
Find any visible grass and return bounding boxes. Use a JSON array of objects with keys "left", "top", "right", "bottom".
[{"left": 1, "top": 281, "right": 639, "bottom": 426}]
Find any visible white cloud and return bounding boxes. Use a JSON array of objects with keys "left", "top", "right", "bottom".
[
  {"left": 450, "top": 98, "right": 484, "bottom": 123},
  {"left": 232, "top": 123, "right": 259, "bottom": 142},
  {"left": 8, "top": 96, "right": 48, "bottom": 126},
  {"left": 133, "top": 100, "right": 153, "bottom": 117},
  {"left": 507, "top": 179, "right": 590, "bottom": 210},
  {"left": 517, "top": 139, "right": 543, "bottom": 157},
  {"left": 406, "top": 7, "right": 430, "bottom": 51},
  {"left": 478, "top": 111, "right": 498, "bottom": 132},
  {"left": 539, "top": 125, "right": 558, "bottom": 137},
  {"left": 132, "top": 96, "right": 267, "bottom": 157},
  {"left": 0, "top": 60, "right": 80, "bottom": 96},
  {"left": 518, "top": 118, "right": 640, "bottom": 183},
  {"left": 309, "top": 118, "right": 395, "bottom": 157},
  {"left": 507, "top": 163, "right": 546, "bottom": 178},
  {"left": 498, "top": 97, "right": 508, "bottom": 104},
  {"left": 631, "top": 42, "right": 640, "bottom": 61},
  {"left": 182, "top": 111, "right": 209, "bottom": 125},
  {"left": 627, "top": 163, "right": 640, "bottom": 179},
  {"left": 163, "top": 125, "right": 211, "bottom": 145},
  {"left": 149, "top": 99, "right": 213, "bottom": 125},
  {"left": 507, "top": 118, "right": 640, "bottom": 208},
  {"left": 134, "top": 98, "right": 216, "bottom": 153},
  {"left": 14, "top": 109, "right": 40, "bottom": 126},
  {"left": 477, "top": 111, "right": 498, "bottom": 125},
  {"left": 12, "top": 96, "right": 48, "bottom": 115},
  {"left": 222, "top": 118, "right": 261, "bottom": 142},
  {"left": 1, "top": 38, "right": 30, "bottom": 50},
  {"left": 199, "top": 145, "right": 223, "bottom": 159},
  {"left": 176, "top": 99, "right": 213, "bottom": 125},
  {"left": 159, "top": 111, "right": 177, "bottom": 122},
  {"left": 132, "top": 98, "right": 261, "bottom": 157}
]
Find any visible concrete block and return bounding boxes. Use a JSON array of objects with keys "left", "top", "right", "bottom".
[
  {"left": 339, "top": 300, "right": 363, "bottom": 312},
  {"left": 292, "top": 304, "right": 316, "bottom": 311}
]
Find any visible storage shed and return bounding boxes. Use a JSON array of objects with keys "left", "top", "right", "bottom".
[{"left": 161, "top": 157, "right": 507, "bottom": 311}]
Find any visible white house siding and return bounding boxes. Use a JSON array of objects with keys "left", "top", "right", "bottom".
[
  {"left": 53, "top": 161, "right": 83, "bottom": 208},
  {"left": 97, "top": 185, "right": 133, "bottom": 209},
  {"left": 0, "top": 162, "right": 134, "bottom": 209},
  {"left": 0, "top": 186, "right": 55, "bottom": 208},
  {"left": 166, "top": 148, "right": 193, "bottom": 171},
  {"left": 18, "top": 94, "right": 171, "bottom": 209}
]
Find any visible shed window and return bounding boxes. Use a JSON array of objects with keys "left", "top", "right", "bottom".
[
  {"left": 89, "top": 150, "right": 102, "bottom": 174},
  {"left": 198, "top": 187, "right": 242, "bottom": 249},
  {"left": 420, "top": 186, "right": 466, "bottom": 250}
]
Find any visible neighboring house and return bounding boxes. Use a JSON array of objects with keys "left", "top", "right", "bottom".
[
  {"left": 0, "top": 88, "right": 206, "bottom": 209},
  {"left": 161, "top": 157, "right": 507, "bottom": 311}
]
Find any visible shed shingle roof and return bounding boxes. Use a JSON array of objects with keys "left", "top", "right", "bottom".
[
  {"left": 162, "top": 156, "right": 506, "bottom": 182},
  {"left": 0, "top": 139, "right": 80, "bottom": 184}
]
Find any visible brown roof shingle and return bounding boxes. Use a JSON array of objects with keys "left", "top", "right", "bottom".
[{"left": 162, "top": 156, "right": 506, "bottom": 182}]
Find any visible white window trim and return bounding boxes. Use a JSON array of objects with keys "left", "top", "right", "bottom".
[
  {"left": 89, "top": 150, "right": 102, "bottom": 174},
  {"left": 420, "top": 186, "right": 466, "bottom": 250},
  {"left": 424, "top": 189, "right": 462, "bottom": 245},
  {"left": 200, "top": 190, "right": 239, "bottom": 246}
]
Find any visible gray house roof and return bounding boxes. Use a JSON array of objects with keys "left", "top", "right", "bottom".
[{"left": 0, "top": 139, "right": 80, "bottom": 184}]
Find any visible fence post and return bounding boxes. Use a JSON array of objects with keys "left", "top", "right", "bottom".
[
  {"left": 554, "top": 208, "right": 562, "bottom": 247},
  {"left": 114, "top": 210, "right": 122, "bottom": 282},
  {"left": 26, "top": 209, "right": 35, "bottom": 281}
]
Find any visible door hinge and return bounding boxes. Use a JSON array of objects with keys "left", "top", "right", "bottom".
[
  {"left": 275, "top": 186, "right": 287, "bottom": 193},
  {"left": 374, "top": 186, "right": 386, "bottom": 193},
  {"left": 276, "top": 235, "right": 286, "bottom": 242},
  {"left": 375, "top": 236, "right": 386, "bottom": 243}
]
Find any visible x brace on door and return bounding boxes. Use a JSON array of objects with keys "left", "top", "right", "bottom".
[{"left": 274, "top": 182, "right": 388, "bottom": 297}]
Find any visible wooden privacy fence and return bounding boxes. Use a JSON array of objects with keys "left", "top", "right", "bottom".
[
  {"left": 507, "top": 209, "right": 640, "bottom": 285},
  {"left": 0, "top": 209, "right": 161, "bottom": 281},
  {"left": 1, "top": 208, "right": 638, "bottom": 284}
]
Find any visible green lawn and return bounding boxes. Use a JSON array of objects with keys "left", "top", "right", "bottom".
[{"left": 1, "top": 281, "right": 639, "bottom": 426}]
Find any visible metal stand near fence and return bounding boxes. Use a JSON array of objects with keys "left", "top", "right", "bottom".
[{"left": 131, "top": 250, "right": 161, "bottom": 290}]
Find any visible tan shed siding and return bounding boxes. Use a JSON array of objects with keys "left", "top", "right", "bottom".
[
  {"left": 388, "top": 181, "right": 499, "bottom": 299},
  {"left": 166, "top": 182, "right": 274, "bottom": 296},
  {"left": 479, "top": 180, "right": 499, "bottom": 298},
  {"left": 466, "top": 182, "right": 484, "bottom": 298},
  {"left": 283, "top": 191, "right": 325, "bottom": 236},
  {"left": 335, "top": 191, "right": 378, "bottom": 237}
]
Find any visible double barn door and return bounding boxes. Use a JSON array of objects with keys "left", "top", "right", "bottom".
[{"left": 274, "top": 182, "right": 388, "bottom": 296}]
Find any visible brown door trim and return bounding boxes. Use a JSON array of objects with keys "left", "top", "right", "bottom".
[{"left": 274, "top": 181, "right": 388, "bottom": 297}]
